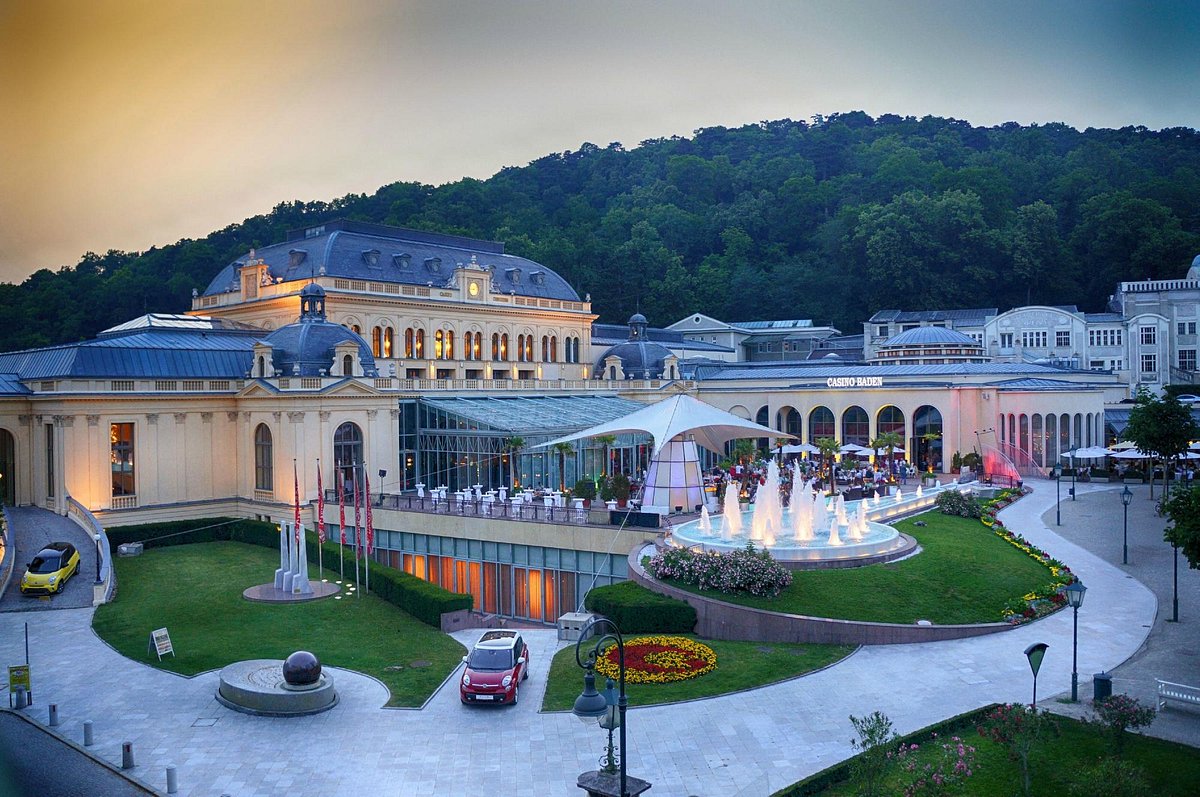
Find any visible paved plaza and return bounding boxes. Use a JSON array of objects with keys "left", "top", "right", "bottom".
[{"left": 0, "top": 482, "right": 1195, "bottom": 796}]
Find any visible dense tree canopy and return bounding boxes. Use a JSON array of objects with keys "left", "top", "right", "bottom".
[{"left": 3, "top": 113, "right": 1200, "bottom": 352}]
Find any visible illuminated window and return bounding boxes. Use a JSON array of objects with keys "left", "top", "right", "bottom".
[
  {"left": 110, "top": 422, "right": 135, "bottom": 497},
  {"left": 254, "top": 424, "right": 273, "bottom": 491},
  {"left": 383, "top": 328, "right": 393, "bottom": 358},
  {"left": 415, "top": 329, "right": 424, "bottom": 358},
  {"left": 372, "top": 327, "right": 382, "bottom": 358},
  {"left": 404, "top": 328, "right": 414, "bottom": 358}
]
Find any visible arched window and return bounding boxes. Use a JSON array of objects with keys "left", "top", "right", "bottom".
[
  {"left": 383, "top": 328, "right": 393, "bottom": 358},
  {"left": 1031, "top": 414, "right": 1044, "bottom": 467},
  {"left": 913, "top": 406, "right": 944, "bottom": 471},
  {"left": 518, "top": 334, "right": 528, "bottom": 362},
  {"left": 445, "top": 330, "right": 454, "bottom": 360},
  {"left": 1046, "top": 413, "right": 1058, "bottom": 463},
  {"left": 435, "top": 330, "right": 444, "bottom": 359},
  {"left": 371, "top": 327, "right": 382, "bottom": 358},
  {"left": 491, "top": 333, "right": 500, "bottom": 361},
  {"left": 257, "top": 355, "right": 266, "bottom": 377},
  {"left": 472, "top": 332, "right": 481, "bottom": 360},
  {"left": 841, "top": 406, "right": 869, "bottom": 446},
  {"left": 808, "top": 406, "right": 835, "bottom": 441},
  {"left": 876, "top": 405, "right": 905, "bottom": 438},
  {"left": 404, "top": 328, "right": 413, "bottom": 358},
  {"left": 254, "top": 424, "right": 273, "bottom": 491},
  {"left": 415, "top": 329, "right": 425, "bottom": 359},
  {"left": 334, "top": 422, "right": 364, "bottom": 493},
  {"left": 343, "top": 354, "right": 353, "bottom": 376},
  {"left": 501, "top": 333, "right": 509, "bottom": 360},
  {"left": 550, "top": 336, "right": 558, "bottom": 362},
  {"left": 0, "top": 428, "right": 15, "bottom": 505},
  {"left": 541, "top": 336, "right": 549, "bottom": 362},
  {"left": 351, "top": 324, "right": 361, "bottom": 335}
]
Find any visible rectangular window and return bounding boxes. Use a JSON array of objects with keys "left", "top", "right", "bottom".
[
  {"left": 1090, "top": 360, "right": 1106, "bottom": 370},
  {"left": 1020, "top": 331, "right": 1047, "bottom": 348},
  {"left": 45, "top": 423, "right": 55, "bottom": 498},
  {"left": 1180, "top": 350, "right": 1197, "bottom": 371},
  {"left": 1056, "top": 331, "right": 1070, "bottom": 348},
  {"left": 1141, "top": 326, "right": 1157, "bottom": 345},
  {"left": 111, "top": 422, "right": 135, "bottom": 497},
  {"left": 1000, "top": 332, "right": 1013, "bottom": 348},
  {"left": 877, "top": 325, "right": 888, "bottom": 337},
  {"left": 1140, "top": 353, "right": 1157, "bottom": 375}
]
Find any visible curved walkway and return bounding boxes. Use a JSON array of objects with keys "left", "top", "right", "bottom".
[{"left": 0, "top": 487, "right": 1160, "bottom": 796}]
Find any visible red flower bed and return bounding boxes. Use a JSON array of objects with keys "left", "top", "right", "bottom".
[{"left": 595, "top": 635, "right": 717, "bottom": 684}]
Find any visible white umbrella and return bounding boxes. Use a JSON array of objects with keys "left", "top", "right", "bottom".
[
  {"left": 839, "top": 443, "right": 870, "bottom": 455},
  {"left": 1110, "top": 440, "right": 1138, "bottom": 451},
  {"left": 1076, "top": 446, "right": 1112, "bottom": 458},
  {"left": 1110, "top": 449, "right": 1151, "bottom": 460},
  {"left": 781, "top": 443, "right": 819, "bottom": 454}
]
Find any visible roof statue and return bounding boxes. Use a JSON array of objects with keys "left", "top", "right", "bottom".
[{"left": 536, "top": 394, "right": 789, "bottom": 459}]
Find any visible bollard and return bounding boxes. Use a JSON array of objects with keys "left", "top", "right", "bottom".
[
  {"left": 48, "top": 703, "right": 59, "bottom": 726},
  {"left": 121, "top": 741, "right": 135, "bottom": 769},
  {"left": 166, "top": 764, "right": 178, "bottom": 794},
  {"left": 83, "top": 720, "right": 94, "bottom": 746},
  {"left": 13, "top": 686, "right": 27, "bottom": 710}
]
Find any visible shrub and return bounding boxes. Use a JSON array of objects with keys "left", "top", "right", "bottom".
[
  {"left": 1068, "top": 758, "right": 1150, "bottom": 797},
  {"left": 893, "top": 734, "right": 976, "bottom": 797},
  {"left": 1092, "top": 694, "right": 1157, "bottom": 754},
  {"left": 934, "top": 490, "right": 982, "bottom": 518},
  {"left": 584, "top": 581, "right": 696, "bottom": 633},
  {"left": 573, "top": 478, "right": 598, "bottom": 502},
  {"left": 104, "top": 518, "right": 471, "bottom": 628},
  {"left": 848, "top": 711, "right": 897, "bottom": 797},
  {"left": 648, "top": 541, "right": 792, "bottom": 598},
  {"left": 976, "top": 703, "right": 1056, "bottom": 797},
  {"left": 609, "top": 472, "right": 632, "bottom": 502}
]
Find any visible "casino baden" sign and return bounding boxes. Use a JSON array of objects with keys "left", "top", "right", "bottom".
[{"left": 826, "top": 376, "right": 884, "bottom": 388}]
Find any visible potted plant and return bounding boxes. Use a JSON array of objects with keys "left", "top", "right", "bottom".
[
  {"left": 574, "top": 478, "right": 597, "bottom": 507},
  {"left": 609, "top": 472, "right": 631, "bottom": 508}
]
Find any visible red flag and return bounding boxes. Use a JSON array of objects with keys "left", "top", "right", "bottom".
[
  {"left": 365, "top": 469, "right": 374, "bottom": 556},
  {"left": 316, "top": 462, "right": 326, "bottom": 544},
  {"left": 337, "top": 471, "right": 346, "bottom": 545},
  {"left": 353, "top": 471, "right": 361, "bottom": 559},
  {"left": 293, "top": 460, "right": 301, "bottom": 547}
]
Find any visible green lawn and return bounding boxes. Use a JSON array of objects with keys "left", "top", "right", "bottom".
[
  {"left": 812, "top": 717, "right": 1200, "bottom": 796},
  {"left": 92, "top": 541, "right": 465, "bottom": 707},
  {"left": 662, "top": 512, "right": 1052, "bottom": 624},
  {"left": 541, "top": 635, "right": 855, "bottom": 711}
]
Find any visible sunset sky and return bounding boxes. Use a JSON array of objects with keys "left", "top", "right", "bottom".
[{"left": 1, "top": 0, "right": 1197, "bottom": 284}]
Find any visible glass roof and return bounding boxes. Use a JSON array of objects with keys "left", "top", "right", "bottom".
[{"left": 419, "top": 395, "right": 644, "bottom": 435}]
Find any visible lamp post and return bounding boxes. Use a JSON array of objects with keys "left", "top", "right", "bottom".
[
  {"left": 1121, "top": 485, "right": 1133, "bottom": 565},
  {"left": 1172, "top": 542, "right": 1180, "bottom": 623},
  {"left": 93, "top": 532, "right": 103, "bottom": 584},
  {"left": 1065, "top": 580, "right": 1087, "bottom": 702},
  {"left": 1070, "top": 457, "right": 1076, "bottom": 501},
  {"left": 573, "top": 617, "right": 650, "bottom": 797}
]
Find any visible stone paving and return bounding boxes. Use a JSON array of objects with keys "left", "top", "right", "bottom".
[
  {"left": 0, "top": 506, "right": 98, "bottom": 612},
  {"left": 0, "top": 484, "right": 1182, "bottom": 796}
]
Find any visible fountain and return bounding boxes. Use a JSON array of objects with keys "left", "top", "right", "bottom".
[{"left": 671, "top": 475, "right": 962, "bottom": 569}]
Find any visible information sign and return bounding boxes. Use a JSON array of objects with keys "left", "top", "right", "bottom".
[
  {"left": 148, "top": 628, "right": 175, "bottom": 660},
  {"left": 7, "top": 664, "right": 31, "bottom": 706}
]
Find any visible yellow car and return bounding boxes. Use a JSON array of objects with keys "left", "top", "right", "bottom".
[{"left": 20, "top": 542, "right": 81, "bottom": 595}]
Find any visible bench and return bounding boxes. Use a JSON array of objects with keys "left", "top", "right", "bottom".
[{"left": 1156, "top": 679, "right": 1200, "bottom": 710}]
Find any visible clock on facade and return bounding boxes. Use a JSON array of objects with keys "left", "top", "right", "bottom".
[{"left": 468, "top": 282, "right": 479, "bottom": 297}]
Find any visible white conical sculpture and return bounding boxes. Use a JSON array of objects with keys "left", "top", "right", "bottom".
[
  {"left": 275, "top": 522, "right": 291, "bottom": 590},
  {"left": 292, "top": 524, "right": 314, "bottom": 595}
]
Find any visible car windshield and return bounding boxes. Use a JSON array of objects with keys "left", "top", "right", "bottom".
[
  {"left": 467, "top": 648, "right": 513, "bottom": 671},
  {"left": 29, "top": 555, "right": 62, "bottom": 574}
]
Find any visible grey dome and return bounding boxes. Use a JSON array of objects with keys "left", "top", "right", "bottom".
[
  {"left": 881, "top": 326, "right": 978, "bottom": 347},
  {"left": 594, "top": 314, "right": 674, "bottom": 379},
  {"left": 1188, "top": 254, "right": 1200, "bottom": 281},
  {"left": 262, "top": 288, "right": 377, "bottom": 377}
]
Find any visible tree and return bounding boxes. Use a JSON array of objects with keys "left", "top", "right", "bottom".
[
  {"left": 551, "top": 442, "right": 574, "bottom": 492},
  {"left": 1121, "top": 387, "right": 1198, "bottom": 499},
  {"left": 920, "top": 431, "right": 942, "bottom": 473},
  {"left": 1161, "top": 485, "right": 1200, "bottom": 570},
  {"left": 594, "top": 434, "right": 618, "bottom": 477},
  {"left": 816, "top": 437, "right": 841, "bottom": 495},
  {"left": 870, "top": 431, "right": 903, "bottom": 473},
  {"left": 504, "top": 436, "right": 525, "bottom": 489}
]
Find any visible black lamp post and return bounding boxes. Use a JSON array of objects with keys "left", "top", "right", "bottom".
[
  {"left": 1121, "top": 485, "right": 1133, "bottom": 565},
  {"left": 93, "top": 532, "right": 103, "bottom": 584},
  {"left": 1070, "top": 457, "right": 1076, "bottom": 500},
  {"left": 573, "top": 618, "right": 650, "bottom": 797},
  {"left": 1065, "top": 580, "right": 1087, "bottom": 702},
  {"left": 1172, "top": 542, "right": 1180, "bottom": 623}
]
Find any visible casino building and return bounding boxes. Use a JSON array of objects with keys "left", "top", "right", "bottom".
[{"left": 0, "top": 220, "right": 1146, "bottom": 620}]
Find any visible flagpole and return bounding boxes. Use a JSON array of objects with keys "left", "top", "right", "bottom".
[
  {"left": 364, "top": 463, "right": 371, "bottom": 596},
  {"left": 316, "top": 458, "right": 325, "bottom": 582},
  {"left": 353, "top": 462, "right": 361, "bottom": 597},
  {"left": 293, "top": 459, "right": 302, "bottom": 590},
  {"left": 337, "top": 465, "right": 346, "bottom": 582}
]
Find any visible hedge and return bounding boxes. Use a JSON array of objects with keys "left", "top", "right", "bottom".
[
  {"left": 584, "top": 580, "right": 697, "bottom": 633},
  {"left": 104, "top": 518, "right": 472, "bottom": 628},
  {"left": 769, "top": 704, "right": 999, "bottom": 796}
]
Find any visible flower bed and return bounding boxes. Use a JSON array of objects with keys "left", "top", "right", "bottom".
[
  {"left": 977, "top": 488, "right": 1078, "bottom": 623},
  {"left": 647, "top": 541, "right": 792, "bottom": 598},
  {"left": 594, "top": 635, "right": 717, "bottom": 684}
]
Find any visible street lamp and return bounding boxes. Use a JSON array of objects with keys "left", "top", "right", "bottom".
[
  {"left": 1121, "top": 485, "right": 1133, "bottom": 565},
  {"left": 93, "top": 532, "right": 103, "bottom": 584},
  {"left": 1065, "top": 580, "right": 1087, "bottom": 702},
  {"left": 573, "top": 618, "right": 650, "bottom": 797}
]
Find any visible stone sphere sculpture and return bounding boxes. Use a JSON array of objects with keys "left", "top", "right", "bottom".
[{"left": 282, "top": 650, "right": 322, "bottom": 686}]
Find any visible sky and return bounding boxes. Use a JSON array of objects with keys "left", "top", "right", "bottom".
[{"left": 1, "top": 0, "right": 1198, "bottom": 284}]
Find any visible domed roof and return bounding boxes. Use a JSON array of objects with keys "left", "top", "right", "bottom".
[
  {"left": 881, "top": 326, "right": 979, "bottom": 348},
  {"left": 1188, "top": 253, "right": 1200, "bottom": 281},
  {"left": 262, "top": 286, "right": 377, "bottom": 377},
  {"left": 594, "top": 314, "right": 675, "bottom": 379}
]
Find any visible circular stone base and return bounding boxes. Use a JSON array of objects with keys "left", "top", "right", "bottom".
[
  {"left": 242, "top": 580, "right": 341, "bottom": 603},
  {"left": 217, "top": 660, "right": 338, "bottom": 716}
]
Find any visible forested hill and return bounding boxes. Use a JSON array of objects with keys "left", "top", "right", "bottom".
[{"left": 3, "top": 112, "right": 1200, "bottom": 353}]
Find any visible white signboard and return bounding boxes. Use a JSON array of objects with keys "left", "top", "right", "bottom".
[
  {"left": 148, "top": 627, "right": 174, "bottom": 660},
  {"left": 826, "top": 376, "right": 884, "bottom": 388}
]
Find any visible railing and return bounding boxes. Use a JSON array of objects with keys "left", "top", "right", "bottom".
[
  {"left": 253, "top": 490, "right": 274, "bottom": 503},
  {"left": 322, "top": 490, "right": 608, "bottom": 526},
  {"left": 0, "top": 506, "right": 15, "bottom": 604},
  {"left": 67, "top": 497, "right": 115, "bottom": 605},
  {"left": 994, "top": 442, "right": 1047, "bottom": 479},
  {"left": 111, "top": 495, "right": 138, "bottom": 510}
]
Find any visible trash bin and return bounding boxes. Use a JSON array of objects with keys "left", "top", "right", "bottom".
[{"left": 1093, "top": 671, "right": 1112, "bottom": 701}]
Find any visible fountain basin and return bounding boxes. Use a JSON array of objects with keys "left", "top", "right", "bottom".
[{"left": 217, "top": 659, "right": 338, "bottom": 716}]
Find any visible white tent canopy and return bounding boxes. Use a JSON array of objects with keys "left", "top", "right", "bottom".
[
  {"left": 782, "top": 443, "right": 820, "bottom": 454},
  {"left": 534, "top": 394, "right": 790, "bottom": 458}
]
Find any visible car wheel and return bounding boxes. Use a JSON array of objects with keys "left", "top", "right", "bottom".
[{"left": 522, "top": 667, "right": 529, "bottom": 682}]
